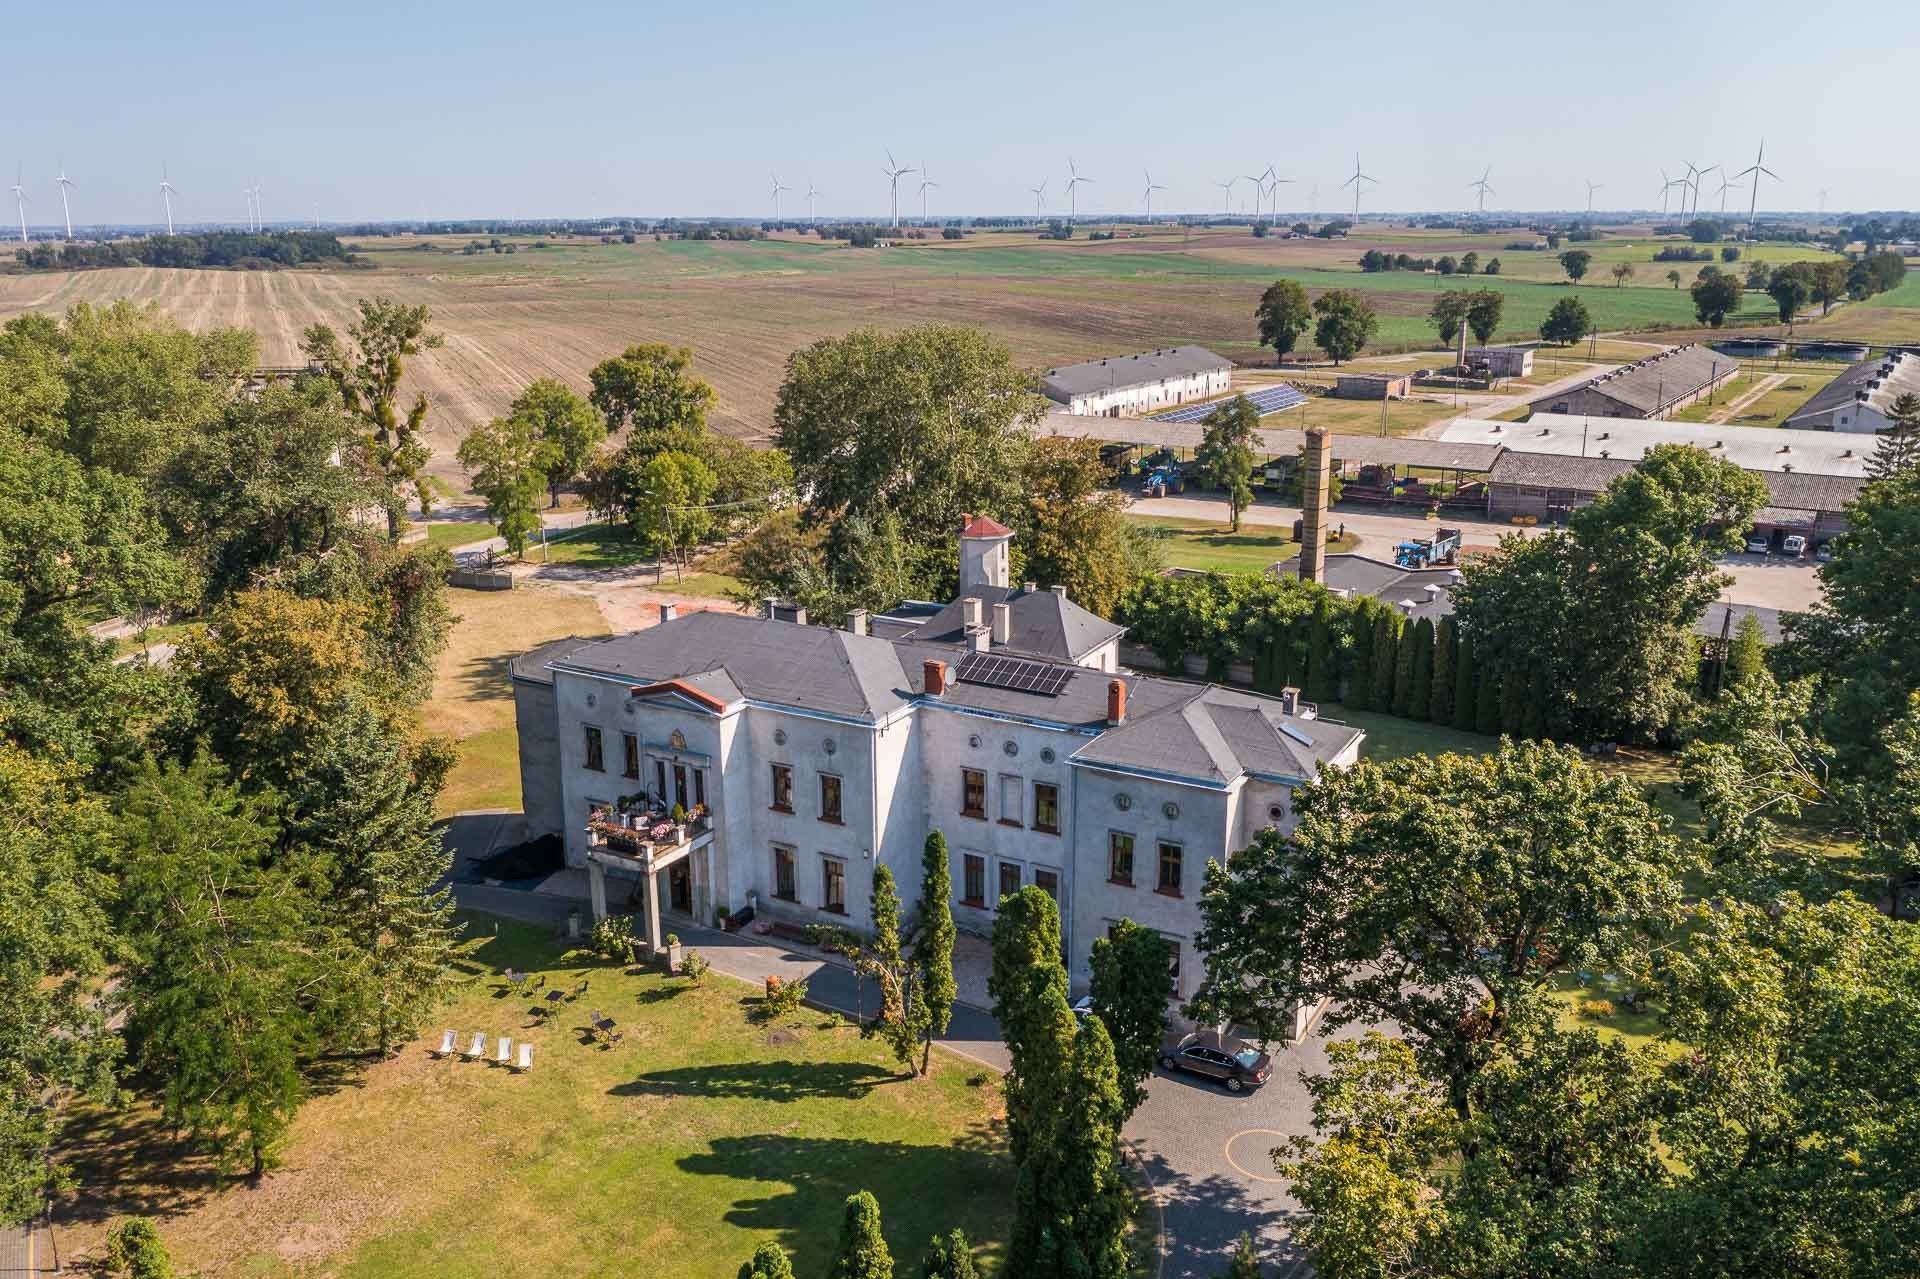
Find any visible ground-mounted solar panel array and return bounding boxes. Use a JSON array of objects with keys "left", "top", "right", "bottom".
[
  {"left": 955, "top": 651, "right": 1076, "bottom": 696},
  {"left": 1150, "top": 384, "right": 1309, "bottom": 424}
]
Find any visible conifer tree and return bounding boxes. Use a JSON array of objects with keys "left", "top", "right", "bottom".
[
  {"left": 1345, "top": 606, "right": 1377, "bottom": 709},
  {"left": 1305, "top": 604, "right": 1338, "bottom": 703},
  {"left": 828, "top": 1190, "right": 894, "bottom": 1279},
  {"left": 1391, "top": 618, "right": 1419, "bottom": 716},
  {"left": 1475, "top": 656, "right": 1503, "bottom": 734},
  {"left": 1725, "top": 613, "right": 1768, "bottom": 688},
  {"left": 1430, "top": 618, "right": 1457, "bottom": 725},
  {"left": 863, "top": 864, "right": 924, "bottom": 1074},
  {"left": 919, "top": 1229, "right": 979, "bottom": 1279},
  {"left": 737, "top": 1242, "right": 795, "bottom": 1279},
  {"left": 1220, "top": 1232, "right": 1263, "bottom": 1279},
  {"left": 1499, "top": 667, "right": 1529, "bottom": 736},
  {"left": 1370, "top": 613, "right": 1401, "bottom": 714},
  {"left": 1522, "top": 665, "right": 1552, "bottom": 739},
  {"left": 913, "top": 831, "right": 958, "bottom": 1076},
  {"left": 1452, "top": 633, "right": 1479, "bottom": 732},
  {"left": 1406, "top": 618, "right": 1435, "bottom": 722},
  {"left": 1052, "top": 1017, "right": 1132, "bottom": 1279}
]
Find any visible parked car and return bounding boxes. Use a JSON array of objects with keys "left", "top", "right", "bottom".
[
  {"left": 1070, "top": 995, "right": 1097, "bottom": 1023},
  {"left": 1158, "top": 1029, "right": 1272, "bottom": 1093},
  {"left": 1816, "top": 540, "right": 1836, "bottom": 562},
  {"left": 1744, "top": 534, "right": 1771, "bottom": 555},
  {"left": 1781, "top": 533, "right": 1808, "bottom": 558}
]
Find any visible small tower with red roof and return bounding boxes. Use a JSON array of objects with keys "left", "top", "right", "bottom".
[{"left": 957, "top": 512, "right": 1012, "bottom": 592}]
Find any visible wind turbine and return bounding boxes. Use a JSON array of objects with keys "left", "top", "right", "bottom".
[
  {"left": 916, "top": 164, "right": 937, "bottom": 222},
  {"left": 244, "top": 185, "right": 256, "bottom": 232},
  {"left": 159, "top": 165, "right": 177, "bottom": 235},
  {"left": 769, "top": 174, "right": 791, "bottom": 221},
  {"left": 11, "top": 169, "right": 26, "bottom": 245},
  {"left": 1715, "top": 169, "right": 1741, "bottom": 216},
  {"left": 881, "top": 150, "right": 916, "bottom": 228},
  {"left": 1242, "top": 171, "right": 1267, "bottom": 218},
  {"left": 1732, "top": 140, "right": 1780, "bottom": 245},
  {"left": 56, "top": 163, "right": 75, "bottom": 239},
  {"left": 1214, "top": 177, "right": 1237, "bottom": 217},
  {"left": 1343, "top": 154, "right": 1376, "bottom": 222},
  {"left": 1585, "top": 179, "right": 1602, "bottom": 214},
  {"left": 1029, "top": 179, "right": 1047, "bottom": 224},
  {"left": 1064, "top": 158, "right": 1092, "bottom": 224},
  {"left": 1141, "top": 170, "right": 1166, "bottom": 222},
  {"left": 1262, "top": 166, "right": 1294, "bottom": 218},
  {"left": 805, "top": 181, "right": 821, "bottom": 224},
  {"left": 1469, "top": 166, "right": 1493, "bottom": 214},
  {"left": 1658, "top": 169, "right": 1675, "bottom": 216}
]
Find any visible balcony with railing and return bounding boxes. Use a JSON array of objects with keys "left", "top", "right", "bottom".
[{"left": 584, "top": 802, "right": 713, "bottom": 873}]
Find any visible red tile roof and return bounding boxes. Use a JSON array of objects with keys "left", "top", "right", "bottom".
[
  {"left": 958, "top": 513, "right": 1012, "bottom": 539},
  {"left": 629, "top": 679, "right": 730, "bottom": 713}
]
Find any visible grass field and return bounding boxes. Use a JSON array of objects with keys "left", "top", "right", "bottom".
[
  {"left": 0, "top": 226, "right": 1850, "bottom": 487},
  {"left": 56, "top": 912, "right": 1014, "bottom": 1278},
  {"left": 1129, "top": 515, "right": 1358, "bottom": 573},
  {"left": 423, "top": 584, "right": 609, "bottom": 815}
]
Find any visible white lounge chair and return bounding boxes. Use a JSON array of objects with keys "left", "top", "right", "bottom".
[
  {"left": 463, "top": 1031, "right": 487, "bottom": 1061},
  {"left": 514, "top": 1042, "right": 534, "bottom": 1072},
  {"left": 433, "top": 1029, "right": 457, "bottom": 1057},
  {"left": 494, "top": 1035, "right": 513, "bottom": 1066}
]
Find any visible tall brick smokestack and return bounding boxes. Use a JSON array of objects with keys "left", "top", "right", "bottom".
[{"left": 1299, "top": 425, "right": 1332, "bottom": 585}]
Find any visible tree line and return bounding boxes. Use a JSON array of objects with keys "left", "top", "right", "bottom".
[
  {"left": 3, "top": 298, "right": 462, "bottom": 1214},
  {"left": 10, "top": 231, "right": 358, "bottom": 272}
]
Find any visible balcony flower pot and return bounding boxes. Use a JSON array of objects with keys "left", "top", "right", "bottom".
[{"left": 665, "top": 935, "right": 683, "bottom": 974}]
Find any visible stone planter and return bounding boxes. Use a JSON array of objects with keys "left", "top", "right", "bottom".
[{"left": 666, "top": 941, "right": 684, "bottom": 974}]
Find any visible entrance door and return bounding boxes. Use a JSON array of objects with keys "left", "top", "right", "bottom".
[
  {"left": 668, "top": 862, "right": 692, "bottom": 914},
  {"left": 673, "top": 764, "right": 690, "bottom": 812}
]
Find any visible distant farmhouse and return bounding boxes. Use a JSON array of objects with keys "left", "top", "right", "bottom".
[
  {"left": 1467, "top": 345, "right": 1534, "bottom": 379},
  {"left": 1041, "top": 346, "right": 1231, "bottom": 418},
  {"left": 1529, "top": 344, "right": 1738, "bottom": 419},
  {"left": 1784, "top": 350, "right": 1920, "bottom": 432},
  {"left": 1334, "top": 372, "right": 1411, "bottom": 400}
]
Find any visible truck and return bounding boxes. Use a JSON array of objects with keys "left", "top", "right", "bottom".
[{"left": 1393, "top": 527, "right": 1461, "bottom": 569}]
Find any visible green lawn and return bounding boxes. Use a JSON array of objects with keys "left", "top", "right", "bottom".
[
  {"left": 418, "top": 520, "right": 499, "bottom": 551},
  {"left": 61, "top": 913, "right": 1015, "bottom": 1278},
  {"left": 1128, "top": 516, "right": 1358, "bottom": 574}
]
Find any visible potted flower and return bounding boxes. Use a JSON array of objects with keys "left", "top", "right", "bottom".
[
  {"left": 665, "top": 932, "right": 683, "bottom": 973},
  {"left": 716, "top": 906, "right": 733, "bottom": 932}
]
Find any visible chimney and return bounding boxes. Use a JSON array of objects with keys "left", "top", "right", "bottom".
[
  {"left": 1050, "top": 584, "right": 1068, "bottom": 599},
  {"left": 991, "top": 602, "right": 1012, "bottom": 645},
  {"left": 1023, "top": 580, "right": 1037, "bottom": 594},
  {"left": 1298, "top": 426, "right": 1332, "bottom": 585},
  {"left": 923, "top": 659, "right": 947, "bottom": 697},
  {"left": 1106, "top": 679, "right": 1127, "bottom": 726},
  {"left": 763, "top": 596, "right": 779, "bottom": 619},
  {"left": 1279, "top": 686, "right": 1300, "bottom": 716},
  {"left": 961, "top": 597, "right": 983, "bottom": 629},
  {"left": 846, "top": 608, "right": 869, "bottom": 637},
  {"left": 967, "top": 627, "right": 992, "bottom": 652},
  {"left": 659, "top": 602, "right": 678, "bottom": 624}
]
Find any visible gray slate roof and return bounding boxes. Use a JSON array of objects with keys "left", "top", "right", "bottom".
[
  {"left": 885, "top": 584, "right": 1126, "bottom": 662},
  {"left": 1531, "top": 343, "right": 1735, "bottom": 415},
  {"left": 1041, "top": 346, "right": 1229, "bottom": 400},
  {"left": 543, "top": 611, "right": 1356, "bottom": 785},
  {"left": 1268, "top": 553, "right": 1458, "bottom": 624},
  {"left": 1040, "top": 410, "right": 1503, "bottom": 471},
  {"left": 1786, "top": 351, "right": 1920, "bottom": 425}
]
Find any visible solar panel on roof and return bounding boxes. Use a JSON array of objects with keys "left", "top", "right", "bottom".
[
  {"left": 1150, "top": 384, "right": 1307, "bottom": 424},
  {"left": 955, "top": 650, "right": 1074, "bottom": 697}
]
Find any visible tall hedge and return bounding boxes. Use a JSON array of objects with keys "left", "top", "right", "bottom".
[
  {"left": 1347, "top": 607, "right": 1377, "bottom": 709},
  {"left": 1390, "top": 617, "right": 1418, "bottom": 717},
  {"left": 1475, "top": 657, "right": 1502, "bottom": 734},
  {"left": 1406, "top": 618, "right": 1435, "bottom": 722},
  {"left": 1499, "top": 668, "right": 1528, "bottom": 737},
  {"left": 1452, "top": 633, "right": 1479, "bottom": 732},
  {"left": 1305, "top": 604, "right": 1338, "bottom": 703},
  {"left": 1430, "top": 618, "right": 1457, "bottom": 725},
  {"left": 1371, "top": 613, "right": 1402, "bottom": 713}
]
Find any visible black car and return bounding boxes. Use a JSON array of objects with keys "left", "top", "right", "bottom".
[{"left": 1158, "top": 1029, "right": 1272, "bottom": 1093}]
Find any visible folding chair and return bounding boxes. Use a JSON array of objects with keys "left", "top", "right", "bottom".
[
  {"left": 514, "top": 1042, "right": 534, "bottom": 1072},
  {"left": 462, "top": 1031, "right": 487, "bottom": 1061},
  {"left": 494, "top": 1035, "right": 513, "bottom": 1066},
  {"left": 433, "top": 1029, "right": 457, "bottom": 1057}
]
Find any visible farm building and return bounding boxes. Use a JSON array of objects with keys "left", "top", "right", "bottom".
[
  {"left": 1528, "top": 343, "right": 1737, "bottom": 419},
  {"left": 1040, "top": 345, "right": 1232, "bottom": 417},
  {"left": 1441, "top": 414, "right": 1877, "bottom": 478},
  {"left": 1334, "top": 372, "right": 1412, "bottom": 400},
  {"left": 1466, "top": 345, "right": 1534, "bottom": 378},
  {"left": 1483, "top": 451, "right": 1860, "bottom": 547},
  {"left": 1783, "top": 350, "right": 1920, "bottom": 433}
]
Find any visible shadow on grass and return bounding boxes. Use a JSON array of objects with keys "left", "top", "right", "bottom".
[
  {"left": 676, "top": 1128, "right": 1009, "bottom": 1274},
  {"left": 613, "top": 1059, "right": 897, "bottom": 1103},
  {"left": 636, "top": 984, "right": 689, "bottom": 1005},
  {"left": 56, "top": 1105, "right": 225, "bottom": 1225}
]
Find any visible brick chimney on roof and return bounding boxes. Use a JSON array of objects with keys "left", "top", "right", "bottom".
[
  {"left": 1106, "top": 679, "right": 1127, "bottom": 726},
  {"left": 1299, "top": 426, "right": 1333, "bottom": 585},
  {"left": 924, "top": 659, "right": 948, "bottom": 697}
]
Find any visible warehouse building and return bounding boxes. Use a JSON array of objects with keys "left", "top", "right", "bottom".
[
  {"left": 1441, "top": 414, "right": 1876, "bottom": 478},
  {"left": 1783, "top": 349, "right": 1920, "bottom": 433},
  {"left": 1334, "top": 371, "right": 1412, "bottom": 400},
  {"left": 1528, "top": 343, "right": 1738, "bottom": 419},
  {"left": 1040, "top": 346, "right": 1232, "bottom": 417},
  {"left": 1466, "top": 345, "right": 1534, "bottom": 378}
]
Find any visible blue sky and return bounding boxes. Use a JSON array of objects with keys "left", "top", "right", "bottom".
[{"left": 7, "top": 0, "right": 1913, "bottom": 227}]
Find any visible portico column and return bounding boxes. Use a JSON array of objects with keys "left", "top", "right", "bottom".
[
  {"left": 588, "top": 858, "right": 609, "bottom": 922},
  {"left": 645, "top": 864, "right": 663, "bottom": 953}
]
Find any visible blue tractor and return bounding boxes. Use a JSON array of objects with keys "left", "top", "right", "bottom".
[{"left": 1393, "top": 527, "right": 1461, "bottom": 569}]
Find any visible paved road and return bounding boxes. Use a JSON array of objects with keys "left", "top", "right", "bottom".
[
  {"left": 441, "top": 816, "right": 1319, "bottom": 1277},
  {"left": 441, "top": 507, "right": 599, "bottom": 568}
]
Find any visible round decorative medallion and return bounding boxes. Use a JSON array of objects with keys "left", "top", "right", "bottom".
[
  {"left": 1040, "top": 747, "right": 1056, "bottom": 764},
  {"left": 1163, "top": 801, "right": 1181, "bottom": 820},
  {"left": 968, "top": 734, "right": 982, "bottom": 749},
  {"left": 668, "top": 729, "right": 687, "bottom": 751},
  {"left": 1268, "top": 803, "right": 1285, "bottom": 821},
  {"left": 1003, "top": 740, "right": 1019, "bottom": 757},
  {"left": 822, "top": 737, "right": 837, "bottom": 755},
  {"left": 773, "top": 728, "right": 788, "bottom": 746},
  {"left": 1113, "top": 793, "right": 1133, "bottom": 812},
  {"left": 585, "top": 692, "right": 596, "bottom": 708}
]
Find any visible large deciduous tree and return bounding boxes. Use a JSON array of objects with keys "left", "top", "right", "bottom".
[
  {"left": 1540, "top": 296, "right": 1592, "bottom": 345},
  {"left": 1018, "top": 438, "right": 1160, "bottom": 617},
  {"left": 1690, "top": 271, "right": 1745, "bottom": 326},
  {"left": 1311, "top": 290, "right": 1378, "bottom": 365},
  {"left": 507, "top": 377, "right": 605, "bottom": 506},
  {"left": 630, "top": 450, "right": 718, "bottom": 576},
  {"left": 1557, "top": 249, "right": 1592, "bottom": 281},
  {"left": 1198, "top": 395, "right": 1260, "bottom": 531},
  {"left": 1190, "top": 740, "right": 1689, "bottom": 1116},
  {"left": 1255, "top": 278, "right": 1312, "bottom": 363},
  {"left": 301, "top": 297, "right": 444, "bottom": 540},
  {"left": 455, "top": 410, "right": 550, "bottom": 556},
  {"left": 1466, "top": 289, "right": 1505, "bottom": 346},
  {"left": 587, "top": 342, "right": 716, "bottom": 439},
  {"left": 1430, "top": 291, "right": 1472, "bottom": 346}
]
